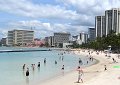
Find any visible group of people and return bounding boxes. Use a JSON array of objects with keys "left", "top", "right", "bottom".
[
  {"left": 23, "top": 50, "right": 101, "bottom": 84},
  {"left": 22, "top": 52, "right": 66, "bottom": 77},
  {"left": 76, "top": 51, "right": 95, "bottom": 83},
  {"left": 22, "top": 58, "right": 47, "bottom": 77},
  {"left": 66, "top": 49, "right": 120, "bottom": 83},
  {"left": 23, "top": 64, "right": 29, "bottom": 77}
]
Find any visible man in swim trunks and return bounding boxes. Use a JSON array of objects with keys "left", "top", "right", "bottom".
[{"left": 76, "top": 66, "right": 84, "bottom": 83}]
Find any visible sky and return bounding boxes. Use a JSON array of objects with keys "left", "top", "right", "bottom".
[{"left": 0, "top": 0, "right": 120, "bottom": 39}]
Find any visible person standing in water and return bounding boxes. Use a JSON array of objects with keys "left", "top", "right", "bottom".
[
  {"left": 55, "top": 60, "right": 57, "bottom": 64},
  {"left": 26, "top": 68, "right": 29, "bottom": 77},
  {"left": 44, "top": 58, "right": 46, "bottom": 64},
  {"left": 23, "top": 64, "right": 26, "bottom": 70},
  {"left": 87, "top": 61, "right": 89, "bottom": 64},
  {"left": 38, "top": 62, "right": 40, "bottom": 67},
  {"left": 62, "top": 56, "right": 64, "bottom": 61},
  {"left": 61, "top": 65, "right": 64, "bottom": 70},
  {"left": 31, "top": 64, "right": 35, "bottom": 71},
  {"left": 79, "top": 58, "right": 83, "bottom": 65}
]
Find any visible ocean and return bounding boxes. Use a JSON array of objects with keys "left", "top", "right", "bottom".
[{"left": 0, "top": 47, "right": 95, "bottom": 85}]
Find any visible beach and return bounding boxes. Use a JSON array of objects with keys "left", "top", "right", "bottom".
[
  {"left": 0, "top": 48, "right": 87, "bottom": 85},
  {"left": 38, "top": 49, "right": 120, "bottom": 85}
]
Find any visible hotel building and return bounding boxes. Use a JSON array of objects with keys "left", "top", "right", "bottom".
[
  {"left": 88, "top": 27, "right": 96, "bottom": 41},
  {"left": 95, "top": 16, "right": 106, "bottom": 37},
  {"left": 72, "top": 32, "right": 88, "bottom": 45},
  {"left": 0, "top": 38, "right": 7, "bottom": 46},
  {"left": 48, "top": 36, "right": 55, "bottom": 47},
  {"left": 105, "top": 8, "right": 120, "bottom": 35},
  {"left": 44, "top": 36, "right": 55, "bottom": 47},
  {"left": 7, "top": 29, "right": 34, "bottom": 46},
  {"left": 54, "top": 32, "right": 70, "bottom": 47},
  {"left": 79, "top": 32, "right": 88, "bottom": 44}
]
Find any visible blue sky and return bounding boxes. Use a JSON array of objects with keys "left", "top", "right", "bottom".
[{"left": 0, "top": 0, "right": 120, "bottom": 39}]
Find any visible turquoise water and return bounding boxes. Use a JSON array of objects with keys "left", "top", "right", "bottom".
[{"left": 0, "top": 47, "right": 95, "bottom": 85}]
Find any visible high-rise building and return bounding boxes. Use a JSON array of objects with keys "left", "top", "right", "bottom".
[
  {"left": 88, "top": 27, "right": 95, "bottom": 41},
  {"left": 7, "top": 29, "right": 34, "bottom": 46},
  {"left": 54, "top": 32, "right": 70, "bottom": 47},
  {"left": 45, "top": 37, "right": 49, "bottom": 44},
  {"left": 105, "top": 8, "right": 120, "bottom": 35},
  {"left": 72, "top": 35, "right": 81, "bottom": 44},
  {"left": 79, "top": 32, "right": 88, "bottom": 44},
  {"left": 48, "top": 36, "right": 54, "bottom": 47},
  {"left": 95, "top": 16, "right": 106, "bottom": 37},
  {"left": 72, "top": 35, "right": 78, "bottom": 42},
  {"left": 1, "top": 38, "right": 7, "bottom": 46}
]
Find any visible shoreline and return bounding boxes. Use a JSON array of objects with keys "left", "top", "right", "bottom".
[
  {"left": 37, "top": 49, "right": 120, "bottom": 85},
  {"left": 35, "top": 49, "right": 100, "bottom": 85},
  {"left": 36, "top": 51, "right": 99, "bottom": 85}
]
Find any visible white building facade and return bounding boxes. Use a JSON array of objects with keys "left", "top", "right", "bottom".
[
  {"left": 79, "top": 32, "right": 88, "bottom": 44},
  {"left": 105, "top": 8, "right": 120, "bottom": 35},
  {"left": 7, "top": 29, "right": 34, "bottom": 46},
  {"left": 72, "top": 32, "right": 88, "bottom": 45},
  {"left": 48, "top": 36, "right": 55, "bottom": 47}
]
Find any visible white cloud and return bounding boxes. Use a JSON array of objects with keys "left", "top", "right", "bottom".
[
  {"left": 0, "top": 0, "right": 80, "bottom": 20},
  {"left": 8, "top": 20, "right": 53, "bottom": 31},
  {"left": 57, "top": 0, "right": 120, "bottom": 14},
  {"left": 2, "top": 20, "right": 88, "bottom": 38},
  {"left": 56, "top": 0, "right": 120, "bottom": 26},
  {"left": 0, "top": 29, "right": 8, "bottom": 38},
  {"left": 1, "top": 0, "right": 120, "bottom": 38}
]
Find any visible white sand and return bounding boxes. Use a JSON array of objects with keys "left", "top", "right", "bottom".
[{"left": 37, "top": 49, "right": 120, "bottom": 85}]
